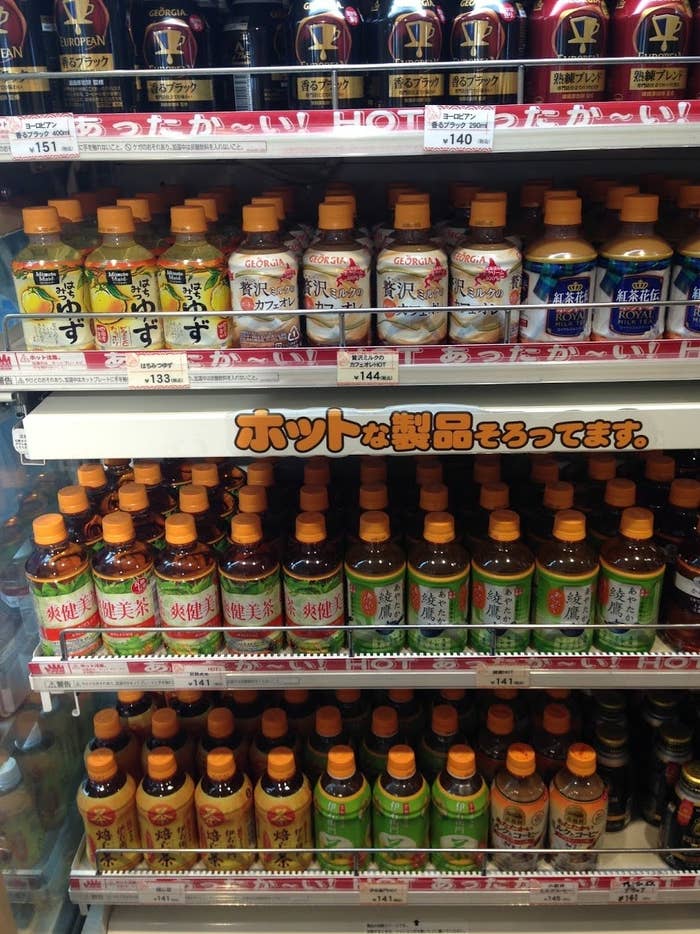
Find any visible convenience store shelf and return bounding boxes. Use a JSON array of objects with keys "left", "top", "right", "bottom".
[{"left": 21, "top": 382, "right": 700, "bottom": 460}]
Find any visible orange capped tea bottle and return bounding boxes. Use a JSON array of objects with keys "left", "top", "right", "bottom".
[
  {"left": 195, "top": 748, "right": 255, "bottom": 870},
  {"left": 77, "top": 749, "right": 141, "bottom": 870},
  {"left": 589, "top": 478, "right": 637, "bottom": 550},
  {"left": 141, "top": 707, "right": 195, "bottom": 777},
  {"left": 118, "top": 483, "right": 165, "bottom": 550},
  {"left": 85, "top": 708, "right": 142, "bottom": 781},
  {"left": 190, "top": 462, "right": 236, "bottom": 522},
  {"left": 249, "top": 707, "right": 298, "bottom": 782},
  {"left": 254, "top": 747, "right": 313, "bottom": 871},
  {"left": 77, "top": 463, "right": 119, "bottom": 516},
  {"left": 196, "top": 707, "right": 248, "bottom": 778},
  {"left": 58, "top": 485, "right": 103, "bottom": 553},
  {"left": 179, "top": 485, "right": 226, "bottom": 554},
  {"left": 133, "top": 462, "right": 177, "bottom": 518},
  {"left": 359, "top": 705, "right": 401, "bottom": 782},
  {"left": 137, "top": 750, "right": 198, "bottom": 871}
]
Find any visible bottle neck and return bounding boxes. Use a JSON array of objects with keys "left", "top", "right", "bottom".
[
  {"left": 318, "top": 228, "right": 354, "bottom": 243},
  {"left": 28, "top": 232, "right": 61, "bottom": 246},
  {"left": 100, "top": 232, "right": 135, "bottom": 248},
  {"left": 394, "top": 227, "right": 430, "bottom": 245},
  {"left": 173, "top": 231, "right": 206, "bottom": 245},
  {"left": 243, "top": 230, "right": 280, "bottom": 248},
  {"left": 544, "top": 223, "right": 580, "bottom": 238},
  {"left": 618, "top": 220, "right": 656, "bottom": 237},
  {"left": 470, "top": 225, "right": 505, "bottom": 244}
]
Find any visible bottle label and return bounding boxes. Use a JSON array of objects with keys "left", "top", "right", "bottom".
[
  {"left": 138, "top": 783, "right": 198, "bottom": 871},
  {"left": 283, "top": 566, "right": 345, "bottom": 653},
  {"left": 81, "top": 777, "right": 141, "bottom": 871},
  {"left": 490, "top": 781, "right": 548, "bottom": 868},
  {"left": 86, "top": 261, "right": 164, "bottom": 351},
  {"left": 158, "top": 260, "right": 233, "bottom": 349},
  {"left": 294, "top": 11, "right": 362, "bottom": 104},
  {"left": 314, "top": 777, "right": 371, "bottom": 871},
  {"left": 532, "top": 563, "right": 598, "bottom": 652},
  {"left": 449, "top": 245, "right": 522, "bottom": 343},
  {"left": 303, "top": 247, "right": 371, "bottom": 345},
  {"left": 372, "top": 776, "right": 430, "bottom": 871},
  {"left": 595, "top": 558, "right": 664, "bottom": 652},
  {"left": 142, "top": 19, "right": 213, "bottom": 107},
  {"left": 667, "top": 254, "right": 700, "bottom": 337},
  {"left": 195, "top": 778, "right": 256, "bottom": 871},
  {"left": 28, "top": 564, "right": 101, "bottom": 657},
  {"left": 55, "top": 0, "right": 126, "bottom": 110},
  {"left": 93, "top": 568, "right": 161, "bottom": 656},
  {"left": 229, "top": 248, "right": 301, "bottom": 347},
  {"left": 406, "top": 565, "right": 469, "bottom": 653},
  {"left": 13, "top": 260, "right": 92, "bottom": 351},
  {"left": 345, "top": 564, "right": 405, "bottom": 654},
  {"left": 220, "top": 565, "right": 284, "bottom": 654},
  {"left": 549, "top": 783, "right": 607, "bottom": 868},
  {"left": 593, "top": 257, "right": 671, "bottom": 339},
  {"left": 470, "top": 562, "right": 533, "bottom": 653},
  {"left": 430, "top": 775, "right": 489, "bottom": 872},
  {"left": 156, "top": 566, "right": 222, "bottom": 655},
  {"left": 255, "top": 778, "right": 313, "bottom": 871},
  {"left": 386, "top": 10, "right": 444, "bottom": 103},
  {"left": 520, "top": 258, "right": 595, "bottom": 342},
  {"left": 376, "top": 247, "right": 449, "bottom": 344}
]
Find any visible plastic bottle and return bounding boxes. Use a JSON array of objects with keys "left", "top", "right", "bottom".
[
  {"left": 221, "top": 690, "right": 264, "bottom": 739},
  {"left": 588, "top": 478, "right": 637, "bottom": 551},
  {"left": 196, "top": 707, "right": 248, "bottom": 778},
  {"left": 386, "top": 688, "right": 426, "bottom": 746},
  {"left": 47, "top": 198, "right": 100, "bottom": 257},
  {"left": 520, "top": 196, "right": 597, "bottom": 342},
  {"left": 659, "top": 761, "right": 700, "bottom": 869},
  {"left": 533, "top": 703, "right": 573, "bottom": 784},
  {"left": 155, "top": 513, "right": 222, "bottom": 656},
  {"left": 195, "top": 748, "right": 255, "bottom": 870},
  {"left": 117, "top": 691, "right": 158, "bottom": 742},
  {"left": 373, "top": 745, "right": 430, "bottom": 871},
  {"left": 450, "top": 198, "right": 521, "bottom": 344},
  {"left": 548, "top": 743, "right": 607, "bottom": 870},
  {"left": 280, "top": 690, "right": 317, "bottom": 739},
  {"left": 663, "top": 517, "right": 700, "bottom": 651},
  {"left": 85, "top": 707, "right": 142, "bottom": 781},
  {"left": 77, "top": 749, "right": 140, "bottom": 870},
  {"left": 404, "top": 484, "right": 450, "bottom": 550},
  {"left": 638, "top": 721, "right": 693, "bottom": 827},
  {"left": 58, "top": 485, "right": 103, "bottom": 553},
  {"left": 470, "top": 509, "right": 534, "bottom": 654},
  {"left": 656, "top": 479, "right": 700, "bottom": 577},
  {"left": 304, "top": 706, "right": 349, "bottom": 784},
  {"left": 137, "top": 749, "right": 198, "bottom": 871},
  {"left": 190, "top": 462, "right": 236, "bottom": 522},
  {"left": 513, "top": 455, "right": 559, "bottom": 512},
  {"left": 77, "top": 464, "right": 119, "bottom": 516},
  {"left": 12, "top": 711, "right": 68, "bottom": 830},
  {"left": 638, "top": 454, "right": 676, "bottom": 516},
  {"left": 491, "top": 743, "right": 548, "bottom": 871},
  {"left": 593, "top": 194, "right": 672, "bottom": 340},
  {"left": 255, "top": 747, "right": 313, "bottom": 871},
  {"left": 359, "top": 705, "right": 401, "bottom": 782},
  {"left": 132, "top": 462, "right": 177, "bottom": 518},
  {"left": 575, "top": 455, "right": 618, "bottom": 515},
  {"left": 116, "top": 483, "right": 165, "bottom": 551},
  {"left": 249, "top": 708, "right": 298, "bottom": 782},
  {"left": 592, "top": 184, "right": 641, "bottom": 248},
  {"left": 12, "top": 206, "right": 92, "bottom": 352},
  {"left": 333, "top": 689, "right": 371, "bottom": 743},
  {"left": 376, "top": 201, "right": 449, "bottom": 346},
  {"left": 25, "top": 513, "right": 100, "bottom": 658},
  {"left": 667, "top": 196, "right": 700, "bottom": 337},
  {"left": 593, "top": 723, "right": 633, "bottom": 832},
  {"left": 0, "top": 751, "right": 45, "bottom": 870},
  {"left": 418, "top": 704, "right": 464, "bottom": 783},
  {"left": 595, "top": 507, "right": 665, "bottom": 652},
  {"left": 431, "top": 744, "right": 489, "bottom": 872},
  {"left": 347, "top": 483, "right": 401, "bottom": 545},
  {"left": 464, "top": 482, "right": 510, "bottom": 553},
  {"left": 313, "top": 745, "right": 371, "bottom": 871},
  {"left": 178, "top": 485, "right": 226, "bottom": 555},
  {"left": 158, "top": 205, "right": 234, "bottom": 350},
  {"left": 170, "top": 691, "right": 212, "bottom": 738},
  {"left": 533, "top": 510, "right": 599, "bottom": 653},
  {"left": 103, "top": 459, "right": 134, "bottom": 491},
  {"left": 141, "top": 707, "right": 195, "bottom": 777},
  {"left": 115, "top": 198, "right": 161, "bottom": 255},
  {"left": 220, "top": 0, "right": 289, "bottom": 111},
  {"left": 476, "top": 704, "right": 515, "bottom": 782},
  {"left": 183, "top": 198, "right": 229, "bottom": 254},
  {"left": 434, "top": 688, "right": 476, "bottom": 740},
  {"left": 527, "top": 482, "right": 575, "bottom": 551},
  {"left": 298, "top": 485, "right": 342, "bottom": 550}
]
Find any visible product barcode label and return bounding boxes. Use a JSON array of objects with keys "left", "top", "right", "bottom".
[
  {"left": 337, "top": 349, "right": 399, "bottom": 385},
  {"left": 126, "top": 352, "right": 190, "bottom": 389},
  {"left": 359, "top": 880, "right": 409, "bottom": 904},
  {"left": 609, "top": 878, "right": 660, "bottom": 904},
  {"left": 475, "top": 664, "right": 531, "bottom": 689},
  {"left": 424, "top": 105, "right": 495, "bottom": 153},
  {"left": 9, "top": 113, "right": 79, "bottom": 161}
]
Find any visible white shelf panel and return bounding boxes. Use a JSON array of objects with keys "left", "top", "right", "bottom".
[{"left": 21, "top": 382, "right": 700, "bottom": 460}]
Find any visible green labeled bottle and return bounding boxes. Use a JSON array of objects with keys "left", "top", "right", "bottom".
[
  {"left": 407, "top": 512, "right": 469, "bottom": 654},
  {"left": 304, "top": 706, "right": 349, "bottom": 785},
  {"left": 431, "top": 744, "right": 489, "bottom": 872},
  {"left": 595, "top": 507, "right": 665, "bottom": 653},
  {"left": 345, "top": 510, "right": 406, "bottom": 655},
  {"left": 470, "top": 510, "right": 534, "bottom": 654},
  {"left": 359, "top": 706, "right": 401, "bottom": 783},
  {"left": 418, "top": 704, "right": 464, "bottom": 783},
  {"left": 314, "top": 745, "right": 371, "bottom": 871},
  {"left": 373, "top": 745, "right": 430, "bottom": 872},
  {"left": 533, "top": 510, "right": 598, "bottom": 653}
]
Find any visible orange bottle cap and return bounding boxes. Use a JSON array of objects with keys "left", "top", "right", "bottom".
[
  {"left": 488, "top": 508, "right": 521, "bottom": 542},
  {"left": 387, "top": 744, "right": 417, "bottom": 779},
  {"left": 359, "top": 510, "right": 391, "bottom": 543},
  {"left": 359, "top": 483, "right": 389, "bottom": 511},
  {"left": 93, "top": 708, "right": 122, "bottom": 740},
  {"left": 566, "top": 742, "right": 597, "bottom": 777},
  {"left": 267, "top": 746, "right": 296, "bottom": 781},
  {"left": 473, "top": 456, "right": 501, "bottom": 485},
  {"left": 117, "top": 690, "right": 144, "bottom": 703},
  {"left": 446, "top": 744, "right": 476, "bottom": 779},
  {"left": 246, "top": 462, "right": 275, "bottom": 488},
  {"left": 360, "top": 458, "right": 387, "bottom": 485},
  {"left": 389, "top": 689, "right": 413, "bottom": 702},
  {"left": 151, "top": 707, "right": 178, "bottom": 738},
  {"left": 371, "top": 705, "right": 398, "bottom": 738},
  {"left": 135, "top": 191, "right": 167, "bottom": 216},
  {"left": 165, "top": 513, "right": 196, "bottom": 545},
  {"left": 47, "top": 199, "right": 83, "bottom": 223},
  {"left": 102, "top": 511, "right": 135, "bottom": 545},
  {"left": 486, "top": 704, "right": 514, "bottom": 735},
  {"left": 237, "top": 484, "right": 268, "bottom": 513},
  {"left": 184, "top": 197, "right": 218, "bottom": 224},
  {"left": 645, "top": 454, "right": 675, "bottom": 482},
  {"left": 620, "top": 193, "right": 659, "bottom": 223},
  {"left": 75, "top": 191, "right": 98, "bottom": 217},
  {"left": 419, "top": 483, "right": 449, "bottom": 512},
  {"left": 299, "top": 484, "right": 329, "bottom": 513},
  {"left": 304, "top": 458, "right": 331, "bottom": 486},
  {"left": 335, "top": 689, "right": 360, "bottom": 702},
  {"left": 542, "top": 703, "right": 571, "bottom": 736},
  {"left": 678, "top": 184, "right": 700, "bottom": 210},
  {"left": 283, "top": 689, "right": 309, "bottom": 703},
  {"left": 470, "top": 199, "right": 506, "bottom": 228},
  {"left": 620, "top": 506, "right": 654, "bottom": 540},
  {"left": 416, "top": 459, "right": 443, "bottom": 486},
  {"left": 97, "top": 206, "right": 134, "bottom": 235},
  {"left": 531, "top": 457, "right": 559, "bottom": 485},
  {"left": 262, "top": 708, "right": 288, "bottom": 740},
  {"left": 605, "top": 478, "right": 636, "bottom": 508},
  {"left": 432, "top": 704, "right": 458, "bottom": 736},
  {"left": 669, "top": 478, "right": 700, "bottom": 509},
  {"left": 116, "top": 198, "right": 151, "bottom": 224},
  {"left": 543, "top": 482, "right": 574, "bottom": 510},
  {"left": 118, "top": 482, "right": 149, "bottom": 513},
  {"left": 326, "top": 745, "right": 356, "bottom": 780},
  {"left": 394, "top": 201, "right": 430, "bottom": 230},
  {"left": 544, "top": 196, "right": 582, "bottom": 226},
  {"left": 230, "top": 513, "right": 263, "bottom": 545},
  {"left": 318, "top": 202, "right": 354, "bottom": 231},
  {"left": 86, "top": 749, "right": 118, "bottom": 782},
  {"left": 295, "top": 511, "right": 326, "bottom": 544},
  {"left": 423, "top": 511, "right": 455, "bottom": 544},
  {"left": 252, "top": 195, "right": 285, "bottom": 222},
  {"left": 190, "top": 463, "right": 220, "bottom": 489},
  {"left": 23, "top": 206, "right": 61, "bottom": 235},
  {"left": 57, "top": 485, "right": 90, "bottom": 515},
  {"left": 179, "top": 484, "right": 210, "bottom": 514},
  {"left": 147, "top": 750, "right": 177, "bottom": 781},
  {"left": 207, "top": 707, "right": 235, "bottom": 739},
  {"left": 77, "top": 463, "right": 108, "bottom": 489},
  {"left": 170, "top": 205, "right": 207, "bottom": 235},
  {"left": 440, "top": 688, "right": 465, "bottom": 701},
  {"left": 32, "top": 513, "right": 67, "bottom": 546},
  {"left": 315, "top": 705, "right": 342, "bottom": 738},
  {"left": 480, "top": 481, "right": 509, "bottom": 510},
  {"left": 588, "top": 454, "right": 617, "bottom": 481},
  {"left": 206, "top": 748, "right": 236, "bottom": 782},
  {"left": 552, "top": 509, "right": 586, "bottom": 542},
  {"left": 133, "top": 461, "right": 163, "bottom": 486},
  {"left": 506, "top": 742, "right": 536, "bottom": 777},
  {"left": 605, "top": 185, "right": 640, "bottom": 211},
  {"left": 242, "top": 204, "right": 278, "bottom": 233}
]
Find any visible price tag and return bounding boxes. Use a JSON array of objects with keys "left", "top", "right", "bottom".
[
  {"left": 475, "top": 664, "right": 531, "bottom": 689},
  {"left": 359, "top": 880, "right": 408, "bottom": 905},
  {"left": 337, "top": 349, "right": 399, "bottom": 385},
  {"left": 424, "top": 105, "right": 495, "bottom": 153},
  {"left": 126, "top": 352, "right": 190, "bottom": 389},
  {"left": 9, "top": 113, "right": 79, "bottom": 161},
  {"left": 609, "top": 878, "right": 660, "bottom": 904},
  {"left": 182, "top": 669, "right": 225, "bottom": 690},
  {"left": 138, "top": 882, "right": 187, "bottom": 905},
  {"left": 531, "top": 881, "right": 579, "bottom": 905}
]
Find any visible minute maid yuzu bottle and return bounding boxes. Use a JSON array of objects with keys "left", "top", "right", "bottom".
[
  {"left": 376, "top": 200, "right": 448, "bottom": 345},
  {"left": 12, "top": 206, "right": 92, "bottom": 352},
  {"left": 158, "top": 205, "right": 235, "bottom": 350},
  {"left": 86, "top": 206, "right": 163, "bottom": 352}
]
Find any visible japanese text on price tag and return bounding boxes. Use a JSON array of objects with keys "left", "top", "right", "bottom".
[
  {"left": 475, "top": 664, "right": 531, "bottom": 689},
  {"left": 531, "top": 881, "right": 579, "bottom": 905},
  {"left": 337, "top": 349, "right": 399, "bottom": 385},
  {"left": 359, "top": 880, "right": 408, "bottom": 904},
  {"left": 126, "top": 352, "right": 190, "bottom": 389},
  {"left": 609, "top": 878, "right": 660, "bottom": 904},
  {"left": 9, "top": 113, "right": 79, "bottom": 161},
  {"left": 183, "top": 669, "right": 225, "bottom": 690},
  {"left": 138, "top": 882, "right": 187, "bottom": 905},
  {"left": 424, "top": 105, "right": 495, "bottom": 153}
]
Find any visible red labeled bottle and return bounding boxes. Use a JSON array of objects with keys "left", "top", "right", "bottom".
[{"left": 527, "top": 0, "right": 609, "bottom": 104}]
